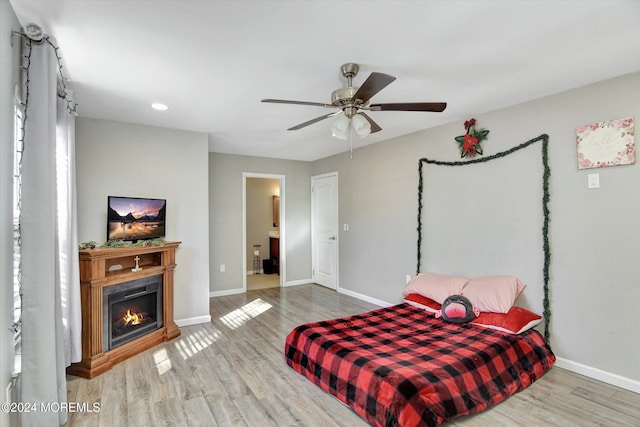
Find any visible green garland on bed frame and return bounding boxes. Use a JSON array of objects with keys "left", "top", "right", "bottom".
[{"left": 416, "top": 134, "right": 551, "bottom": 340}]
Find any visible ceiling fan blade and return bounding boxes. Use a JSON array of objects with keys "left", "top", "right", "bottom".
[
  {"left": 287, "top": 112, "right": 338, "bottom": 130},
  {"left": 352, "top": 72, "right": 396, "bottom": 104},
  {"left": 358, "top": 112, "right": 382, "bottom": 134},
  {"left": 369, "top": 102, "right": 447, "bottom": 112},
  {"left": 262, "top": 98, "right": 334, "bottom": 108}
]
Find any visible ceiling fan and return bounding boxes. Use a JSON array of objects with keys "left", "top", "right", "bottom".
[{"left": 261, "top": 63, "right": 447, "bottom": 140}]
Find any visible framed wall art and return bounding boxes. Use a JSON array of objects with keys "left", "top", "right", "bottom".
[{"left": 576, "top": 116, "right": 635, "bottom": 169}]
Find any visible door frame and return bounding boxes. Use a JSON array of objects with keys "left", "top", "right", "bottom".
[
  {"left": 242, "top": 172, "right": 285, "bottom": 292},
  {"left": 311, "top": 171, "right": 339, "bottom": 291}
]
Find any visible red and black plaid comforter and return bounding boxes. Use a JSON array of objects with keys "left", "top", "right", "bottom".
[{"left": 284, "top": 304, "right": 555, "bottom": 426}]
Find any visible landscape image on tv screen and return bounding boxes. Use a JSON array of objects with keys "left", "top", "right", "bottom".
[{"left": 107, "top": 196, "right": 166, "bottom": 241}]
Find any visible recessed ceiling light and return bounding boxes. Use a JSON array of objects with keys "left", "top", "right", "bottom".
[{"left": 151, "top": 103, "right": 168, "bottom": 111}]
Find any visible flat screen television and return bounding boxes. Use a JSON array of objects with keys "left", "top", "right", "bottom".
[{"left": 107, "top": 196, "right": 166, "bottom": 242}]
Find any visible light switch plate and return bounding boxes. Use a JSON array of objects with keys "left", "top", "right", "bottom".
[{"left": 588, "top": 173, "right": 600, "bottom": 189}]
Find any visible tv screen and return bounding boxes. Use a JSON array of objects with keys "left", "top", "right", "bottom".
[{"left": 107, "top": 196, "right": 166, "bottom": 242}]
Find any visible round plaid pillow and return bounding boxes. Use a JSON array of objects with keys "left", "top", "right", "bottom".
[{"left": 437, "top": 295, "right": 479, "bottom": 323}]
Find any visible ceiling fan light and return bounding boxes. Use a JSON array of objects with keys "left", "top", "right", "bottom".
[
  {"left": 331, "top": 115, "right": 350, "bottom": 140},
  {"left": 351, "top": 114, "right": 371, "bottom": 138}
]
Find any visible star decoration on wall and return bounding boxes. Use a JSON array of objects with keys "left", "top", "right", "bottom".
[{"left": 455, "top": 118, "right": 490, "bottom": 158}]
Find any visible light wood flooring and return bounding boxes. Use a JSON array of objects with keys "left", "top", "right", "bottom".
[
  {"left": 65, "top": 284, "right": 640, "bottom": 426},
  {"left": 246, "top": 273, "right": 280, "bottom": 290}
]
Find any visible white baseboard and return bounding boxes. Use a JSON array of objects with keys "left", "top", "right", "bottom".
[
  {"left": 337, "top": 287, "right": 394, "bottom": 307},
  {"left": 284, "top": 279, "right": 313, "bottom": 287},
  {"left": 175, "top": 315, "right": 211, "bottom": 327},
  {"left": 209, "top": 288, "right": 245, "bottom": 298},
  {"left": 554, "top": 357, "right": 640, "bottom": 394}
]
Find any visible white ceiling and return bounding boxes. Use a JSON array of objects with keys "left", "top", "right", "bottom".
[{"left": 9, "top": 0, "right": 640, "bottom": 161}]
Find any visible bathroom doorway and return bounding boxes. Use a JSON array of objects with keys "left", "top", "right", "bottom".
[{"left": 242, "top": 173, "right": 285, "bottom": 291}]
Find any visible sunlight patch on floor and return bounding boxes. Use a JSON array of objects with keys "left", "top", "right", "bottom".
[
  {"left": 220, "top": 298, "right": 273, "bottom": 330},
  {"left": 174, "top": 327, "right": 222, "bottom": 361},
  {"left": 153, "top": 348, "right": 172, "bottom": 375}
]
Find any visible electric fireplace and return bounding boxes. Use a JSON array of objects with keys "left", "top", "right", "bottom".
[{"left": 103, "top": 275, "right": 163, "bottom": 350}]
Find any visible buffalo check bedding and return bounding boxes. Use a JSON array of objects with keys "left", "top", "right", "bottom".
[{"left": 284, "top": 303, "right": 555, "bottom": 427}]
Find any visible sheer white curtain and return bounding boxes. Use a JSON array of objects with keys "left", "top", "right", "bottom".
[{"left": 19, "top": 35, "right": 81, "bottom": 427}]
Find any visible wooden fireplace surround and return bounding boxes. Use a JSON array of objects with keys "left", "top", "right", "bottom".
[{"left": 67, "top": 241, "right": 181, "bottom": 378}]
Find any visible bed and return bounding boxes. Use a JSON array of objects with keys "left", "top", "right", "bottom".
[
  {"left": 283, "top": 136, "right": 555, "bottom": 426},
  {"left": 284, "top": 302, "right": 555, "bottom": 426}
]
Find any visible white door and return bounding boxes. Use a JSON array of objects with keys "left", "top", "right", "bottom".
[{"left": 311, "top": 173, "right": 338, "bottom": 289}]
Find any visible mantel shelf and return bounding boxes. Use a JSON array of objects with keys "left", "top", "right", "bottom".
[{"left": 78, "top": 241, "right": 181, "bottom": 260}]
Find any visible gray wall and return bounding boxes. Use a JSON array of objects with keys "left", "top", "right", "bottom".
[
  {"left": 209, "top": 153, "right": 311, "bottom": 293},
  {"left": 312, "top": 71, "right": 640, "bottom": 385},
  {"left": 246, "top": 178, "right": 279, "bottom": 272},
  {"left": 0, "top": 3, "right": 21, "bottom": 425},
  {"left": 75, "top": 118, "right": 211, "bottom": 324}
]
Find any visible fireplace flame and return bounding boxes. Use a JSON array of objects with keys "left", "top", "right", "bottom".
[{"left": 123, "top": 309, "right": 144, "bottom": 326}]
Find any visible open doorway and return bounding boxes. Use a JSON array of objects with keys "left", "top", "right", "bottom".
[{"left": 242, "top": 173, "right": 285, "bottom": 291}]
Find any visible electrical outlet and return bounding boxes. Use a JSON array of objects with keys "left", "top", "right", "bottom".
[
  {"left": 587, "top": 173, "right": 600, "bottom": 189},
  {"left": 405, "top": 274, "right": 412, "bottom": 284},
  {"left": 220, "top": 264, "right": 226, "bottom": 273}
]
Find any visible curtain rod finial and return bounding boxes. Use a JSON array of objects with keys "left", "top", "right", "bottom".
[{"left": 24, "top": 23, "right": 44, "bottom": 42}]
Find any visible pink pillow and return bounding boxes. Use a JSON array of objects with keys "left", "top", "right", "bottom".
[
  {"left": 402, "top": 272, "right": 469, "bottom": 304},
  {"left": 461, "top": 275, "right": 526, "bottom": 314}
]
